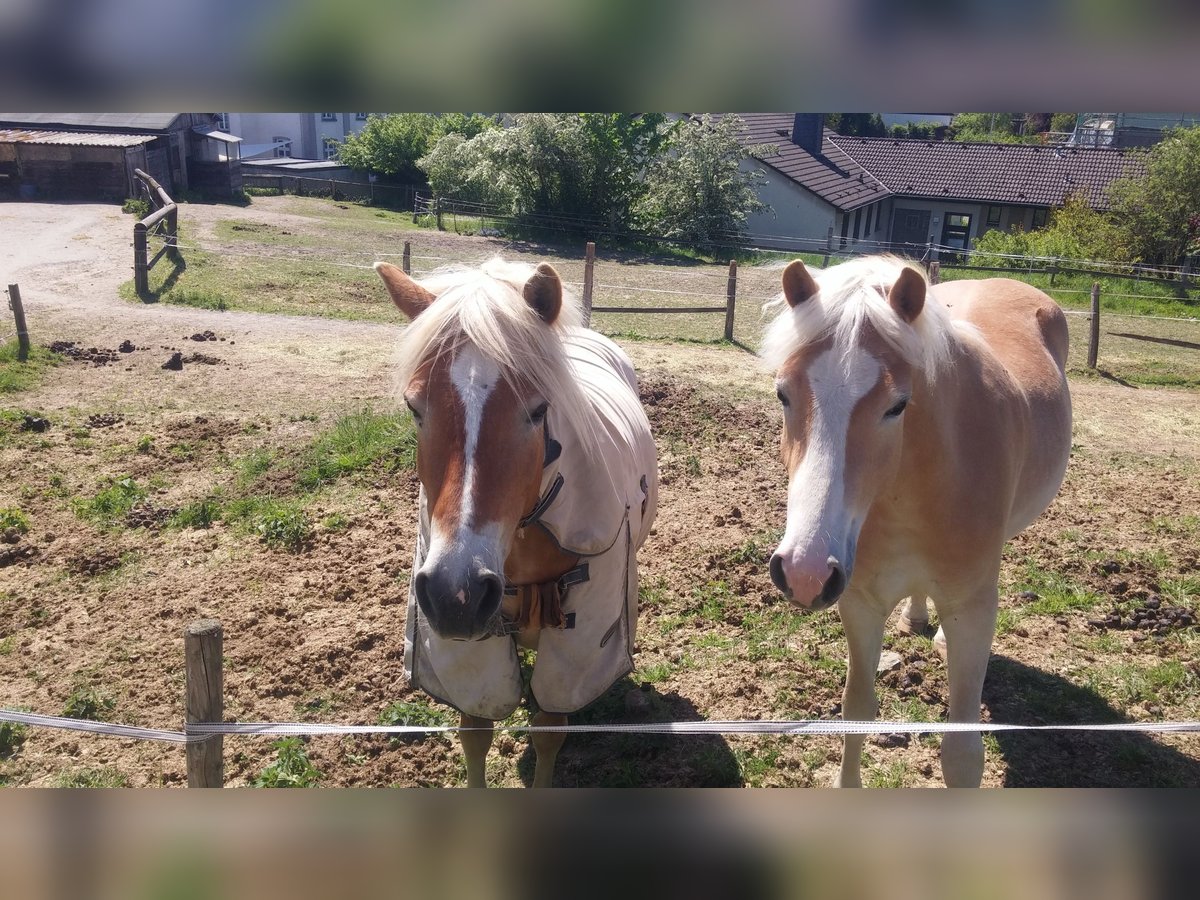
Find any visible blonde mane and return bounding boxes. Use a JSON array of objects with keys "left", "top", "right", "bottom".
[
  {"left": 394, "top": 257, "right": 604, "bottom": 461},
  {"left": 760, "top": 255, "right": 957, "bottom": 379}
]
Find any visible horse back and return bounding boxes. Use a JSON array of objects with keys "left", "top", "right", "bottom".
[{"left": 931, "top": 278, "right": 1072, "bottom": 537}]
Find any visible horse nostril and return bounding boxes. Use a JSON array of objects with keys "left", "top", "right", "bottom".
[
  {"left": 477, "top": 572, "right": 503, "bottom": 620},
  {"left": 413, "top": 570, "right": 433, "bottom": 613},
  {"left": 769, "top": 554, "right": 790, "bottom": 596},
  {"left": 819, "top": 559, "right": 846, "bottom": 606}
]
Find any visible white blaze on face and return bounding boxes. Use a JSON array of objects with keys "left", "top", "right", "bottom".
[
  {"left": 422, "top": 345, "right": 504, "bottom": 578},
  {"left": 779, "top": 346, "right": 881, "bottom": 574}
]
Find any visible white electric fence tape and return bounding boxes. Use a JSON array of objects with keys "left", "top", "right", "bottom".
[{"left": 3, "top": 708, "right": 1199, "bottom": 745}]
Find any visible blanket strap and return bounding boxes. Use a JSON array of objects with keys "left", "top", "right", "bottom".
[{"left": 501, "top": 564, "right": 588, "bottom": 633}]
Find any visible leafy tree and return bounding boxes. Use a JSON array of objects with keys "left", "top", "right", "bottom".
[
  {"left": 824, "top": 114, "right": 886, "bottom": 137},
  {"left": 634, "top": 114, "right": 771, "bottom": 251},
  {"left": 419, "top": 113, "right": 668, "bottom": 227},
  {"left": 950, "top": 113, "right": 1042, "bottom": 144},
  {"left": 1107, "top": 126, "right": 1200, "bottom": 265},
  {"left": 337, "top": 113, "right": 498, "bottom": 181}
]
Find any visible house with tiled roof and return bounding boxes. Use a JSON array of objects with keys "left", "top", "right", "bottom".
[{"left": 731, "top": 114, "right": 1144, "bottom": 255}]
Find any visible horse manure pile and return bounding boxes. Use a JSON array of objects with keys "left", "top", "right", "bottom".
[
  {"left": 162, "top": 350, "right": 225, "bottom": 370},
  {"left": 1088, "top": 596, "right": 1198, "bottom": 638},
  {"left": 85, "top": 413, "right": 124, "bottom": 429},
  {"left": 185, "top": 331, "right": 226, "bottom": 343},
  {"left": 20, "top": 415, "right": 50, "bottom": 433},
  {"left": 47, "top": 340, "right": 120, "bottom": 365}
]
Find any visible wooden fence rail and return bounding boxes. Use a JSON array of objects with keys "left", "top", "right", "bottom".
[{"left": 132, "top": 169, "right": 179, "bottom": 297}]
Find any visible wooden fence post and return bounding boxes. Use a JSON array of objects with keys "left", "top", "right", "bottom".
[
  {"left": 7, "top": 284, "right": 29, "bottom": 362},
  {"left": 185, "top": 619, "right": 224, "bottom": 788},
  {"left": 1179, "top": 260, "right": 1192, "bottom": 297},
  {"left": 582, "top": 241, "right": 595, "bottom": 328},
  {"left": 724, "top": 260, "right": 738, "bottom": 342},
  {"left": 166, "top": 206, "right": 179, "bottom": 263},
  {"left": 133, "top": 222, "right": 149, "bottom": 297},
  {"left": 435, "top": 198, "right": 444, "bottom": 231},
  {"left": 1087, "top": 282, "right": 1101, "bottom": 369},
  {"left": 402, "top": 241, "right": 411, "bottom": 275},
  {"left": 823, "top": 225, "right": 834, "bottom": 268},
  {"left": 929, "top": 261, "right": 940, "bottom": 285}
]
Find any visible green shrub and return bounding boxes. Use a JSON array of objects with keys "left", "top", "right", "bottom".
[
  {"left": 136, "top": 435, "right": 154, "bottom": 454},
  {"left": 253, "top": 737, "right": 323, "bottom": 787},
  {"left": 122, "top": 198, "right": 150, "bottom": 217},
  {"left": 378, "top": 700, "right": 456, "bottom": 745},
  {"left": 0, "top": 719, "right": 27, "bottom": 758}
]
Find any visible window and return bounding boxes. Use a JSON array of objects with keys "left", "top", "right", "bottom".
[
  {"left": 323, "top": 137, "right": 339, "bottom": 160},
  {"left": 355, "top": 112, "right": 369, "bottom": 121},
  {"left": 272, "top": 137, "right": 292, "bottom": 158},
  {"left": 986, "top": 206, "right": 1001, "bottom": 228},
  {"left": 1032, "top": 208, "right": 1048, "bottom": 228},
  {"left": 321, "top": 113, "right": 337, "bottom": 121},
  {"left": 215, "top": 113, "right": 229, "bottom": 131}
]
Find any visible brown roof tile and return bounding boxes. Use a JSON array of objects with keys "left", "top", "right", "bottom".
[{"left": 832, "top": 134, "right": 1143, "bottom": 210}]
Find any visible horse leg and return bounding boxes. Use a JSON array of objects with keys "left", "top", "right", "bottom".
[
  {"left": 530, "top": 710, "right": 567, "bottom": 788},
  {"left": 896, "top": 596, "right": 929, "bottom": 635},
  {"left": 938, "top": 589, "right": 998, "bottom": 788},
  {"left": 834, "top": 597, "right": 888, "bottom": 788},
  {"left": 459, "top": 713, "right": 494, "bottom": 788}
]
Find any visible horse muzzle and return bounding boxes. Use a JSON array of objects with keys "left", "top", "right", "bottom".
[
  {"left": 769, "top": 552, "right": 849, "bottom": 611},
  {"left": 413, "top": 566, "right": 504, "bottom": 640}
]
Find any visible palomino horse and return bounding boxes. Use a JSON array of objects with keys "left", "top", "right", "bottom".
[
  {"left": 375, "top": 257, "right": 658, "bottom": 787},
  {"left": 761, "top": 255, "right": 1071, "bottom": 787}
]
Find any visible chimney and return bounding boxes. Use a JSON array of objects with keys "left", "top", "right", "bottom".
[{"left": 792, "top": 113, "right": 823, "bottom": 155}]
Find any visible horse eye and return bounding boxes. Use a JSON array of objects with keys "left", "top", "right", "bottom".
[
  {"left": 776, "top": 389, "right": 790, "bottom": 408},
  {"left": 529, "top": 402, "right": 549, "bottom": 424},
  {"left": 405, "top": 399, "right": 423, "bottom": 424},
  {"left": 884, "top": 398, "right": 909, "bottom": 419}
]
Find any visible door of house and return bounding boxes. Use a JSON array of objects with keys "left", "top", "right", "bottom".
[
  {"left": 939, "top": 213, "right": 973, "bottom": 257},
  {"left": 891, "top": 208, "right": 930, "bottom": 256}
]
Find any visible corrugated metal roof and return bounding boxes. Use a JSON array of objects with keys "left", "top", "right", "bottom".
[
  {"left": 192, "top": 125, "right": 242, "bottom": 142},
  {"left": 0, "top": 113, "right": 183, "bottom": 131},
  {"left": 0, "top": 128, "right": 157, "bottom": 147}
]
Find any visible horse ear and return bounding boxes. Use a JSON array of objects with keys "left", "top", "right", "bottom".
[
  {"left": 781, "top": 260, "right": 819, "bottom": 308},
  {"left": 374, "top": 262, "right": 435, "bottom": 320},
  {"left": 888, "top": 267, "right": 926, "bottom": 323},
  {"left": 523, "top": 263, "right": 562, "bottom": 324}
]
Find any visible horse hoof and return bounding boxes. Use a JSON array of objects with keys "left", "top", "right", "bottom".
[
  {"left": 896, "top": 614, "right": 929, "bottom": 637},
  {"left": 933, "top": 627, "right": 947, "bottom": 662}
]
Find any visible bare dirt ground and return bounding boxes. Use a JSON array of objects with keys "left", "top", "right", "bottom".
[{"left": 1, "top": 200, "right": 1198, "bottom": 788}]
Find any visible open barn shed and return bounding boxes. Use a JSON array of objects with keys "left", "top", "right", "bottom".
[{"left": 0, "top": 128, "right": 156, "bottom": 200}]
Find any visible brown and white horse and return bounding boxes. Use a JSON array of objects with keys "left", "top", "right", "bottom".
[
  {"left": 376, "top": 257, "right": 657, "bottom": 787},
  {"left": 761, "top": 255, "right": 1071, "bottom": 787}
]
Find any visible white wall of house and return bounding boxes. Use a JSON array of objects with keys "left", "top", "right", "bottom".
[
  {"left": 743, "top": 160, "right": 838, "bottom": 249},
  {"left": 224, "top": 113, "right": 374, "bottom": 160}
]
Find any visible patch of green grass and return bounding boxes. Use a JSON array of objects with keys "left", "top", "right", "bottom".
[
  {"left": 235, "top": 448, "right": 275, "bottom": 486},
  {"left": 0, "top": 719, "right": 28, "bottom": 758},
  {"left": 0, "top": 507, "right": 30, "bottom": 533},
  {"left": 62, "top": 684, "right": 117, "bottom": 721},
  {"left": 1153, "top": 515, "right": 1200, "bottom": 538},
  {"left": 55, "top": 767, "right": 130, "bottom": 788},
  {"left": 638, "top": 661, "right": 676, "bottom": 684},
  {"left": 689, "top": 580, "right": 734, "bottom": 623},
  {"left": 73, "top": 476, "right": 148, "bottom": 526},
  {"left": 247, "top": 501, "right": 310, "bottom": 551},
  {"left": 253, "top": 737, "right": 323, "bottom": 788},
  {"left": 0, "top": 340, "right": 61, "bottom": 394},
  {"left": 162, "top": 289, "right": 228, "bottom": 311},
  {"left": 722, "top": 530, "right": 783, "bottom": 566},
  {"left": 733, "top": 742, "right": 782, "bottom": 787},
  {"left": 135, "top": 434, "right": 154, "bottom": 454},
  {"left": 741, "top": 606, "right": 804, "bottom": 662},
  {"left": 377, "top": 699, "right": 457, "bottom": 746},
  {"left": 320, "top": 512, "right": 349, "bottom": 531},
  {"left": 0, "top": 635, "right": 15, "bottom": 655},
  {"left": 297, "top": 408, "right": 416, "bottom": 490},
  {"left": 170, "top": 496, "right": 222, "bottom": 529},
  {"left": 1085, "top": 660, "right": 1195, "bottom": 708},
  {"left": 1011, "top": 559, "right": 1104, "bottom": 616},
  {"left": 864, "top": 759, "right": 913, "bottom": 788},
  {"left": 1161, "top": 576, "right": 1200, "bottom": 606}
]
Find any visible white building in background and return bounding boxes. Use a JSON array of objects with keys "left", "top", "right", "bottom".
[{"left": 219, "top": 113, "right": 375, "bottom": 160}]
